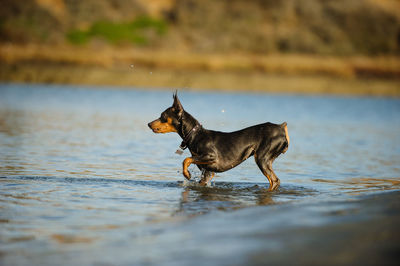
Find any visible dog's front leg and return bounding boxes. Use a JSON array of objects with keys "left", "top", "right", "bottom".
[
  {"left": 199, "top": 171, "right": 215, "bottom": 186},
  {"left": 182, "top": 157, "right": 193, "bottom": 180},
  {"left": 182, "top": 155, "right": 215, "bottom": 180}
]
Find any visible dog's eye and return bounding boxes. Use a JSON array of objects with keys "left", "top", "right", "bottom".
[{"left": 160, "top": 115, "right": 167, "bottom": 123}]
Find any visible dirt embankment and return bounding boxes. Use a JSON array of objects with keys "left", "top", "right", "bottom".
[{"left": 1, "top": 0, "right": 399, "bottom": 95}]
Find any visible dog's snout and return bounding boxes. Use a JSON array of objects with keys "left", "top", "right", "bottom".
[{"left": 147, "top": 122, "right": 152, "bottom": 129}]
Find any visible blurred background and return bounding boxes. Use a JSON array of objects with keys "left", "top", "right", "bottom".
[{"left": 0, "top": 0, "right": 399, "bottom": 96}]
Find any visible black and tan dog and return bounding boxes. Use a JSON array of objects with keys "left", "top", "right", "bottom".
[{"left": 148, "top": 93, "right": 289, "bottom": 191}]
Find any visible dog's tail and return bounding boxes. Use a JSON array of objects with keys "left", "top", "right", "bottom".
[{"left": 280, "top": 122, "right": 290, "bottom": 154}]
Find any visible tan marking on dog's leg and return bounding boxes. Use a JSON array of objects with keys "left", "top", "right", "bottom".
[
  {"left": 182, "top": 157, "right": 193, "bottom": 180},
  {"left": 182, "top": 158, "right": 212, "bottom": 181},
  {"left": 265, "top": 168, "right": 280, "bottom": 191},
  {"left": 259, "top": 164, "right": 280, "bottom": 191},
  {"left": 263, "top": 172, "right": 274, "bottom": 191}
]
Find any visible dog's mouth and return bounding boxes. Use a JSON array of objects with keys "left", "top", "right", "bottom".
[
  {"left": 150, "top": 127, "right": 162, "bottom": 133},
  {"left": 147, "top": 121, "right": 166, "bottom": 133},
  {"left": 148, "top": 119, "right": 177, "bottom": 134},
  {"left": 148, "top": 121, "right": 159, "bottom": 133}
]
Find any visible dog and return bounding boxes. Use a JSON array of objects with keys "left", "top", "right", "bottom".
[{"left": 148, "top": 93, "right": 289, "bottom": 191}]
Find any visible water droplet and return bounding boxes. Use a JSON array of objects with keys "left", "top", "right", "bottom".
[{"left": 130, "top": 64, "right": 134, "bottom": 68}]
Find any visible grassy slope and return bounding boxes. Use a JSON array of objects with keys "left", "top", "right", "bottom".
[{"left": 1, "top": 0, "right": 399, "bottom": 55}]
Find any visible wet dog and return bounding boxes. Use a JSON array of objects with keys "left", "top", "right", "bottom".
[{"left": 148, "top": 93, "right": 289, "bottom": 190}]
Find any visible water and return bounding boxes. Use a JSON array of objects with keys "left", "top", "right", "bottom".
[{"left": 0, "top": 83, "right": 399, "bottom": 265}]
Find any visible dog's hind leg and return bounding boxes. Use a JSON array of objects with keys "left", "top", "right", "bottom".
[
  {"left": 254, "top": 144, "right": 284, "bottom": 191},
  {"left": 255, "top": 156, "right": 280, "bottom": 191},
  {"left": 255, "top": 133, "right": 288, "bottom": 191}
]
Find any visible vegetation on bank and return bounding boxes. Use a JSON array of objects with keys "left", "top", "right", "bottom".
[
  {"left": 66, "top": 16, "right": 168, "bottom": 45},
  {"left": 1, "top": 0, "right": 400, "bottom": 55}
]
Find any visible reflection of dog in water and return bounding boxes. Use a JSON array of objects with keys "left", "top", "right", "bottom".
[
  {"left": 148, "top": 93, "right": 289, "bottom": 191},
  {"left": 178, "top": 185, "right": 275, "bottom": 215}
]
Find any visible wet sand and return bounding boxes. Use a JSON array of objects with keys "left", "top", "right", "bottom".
[{"left": 240, "top": 191, "right": 400, "bottom": 266}]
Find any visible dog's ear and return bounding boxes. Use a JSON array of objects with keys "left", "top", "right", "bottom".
[{"left": 172, "top": 92, "right": 184, "bottom": 116}]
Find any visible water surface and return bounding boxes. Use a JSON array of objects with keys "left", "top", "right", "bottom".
[{"left": 0, "top": 84, "right": 399, "bottom": 265}]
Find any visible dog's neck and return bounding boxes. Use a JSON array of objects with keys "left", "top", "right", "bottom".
[{"left": 178, "top": 111, "right": 202, "bottom": 149}]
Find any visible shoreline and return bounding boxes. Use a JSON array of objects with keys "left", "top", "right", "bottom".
[
  {"left": 0, "top": 44, "right": 399, "bottom": 97},
  {"left": 1, "top": 63, "right": 399, "bottom": 97}
]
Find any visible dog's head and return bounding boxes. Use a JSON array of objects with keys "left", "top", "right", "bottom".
[{"left": 148, "top": 93, "right": 184, "bottom": 134}]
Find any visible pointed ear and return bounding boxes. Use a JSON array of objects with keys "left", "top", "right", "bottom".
[{"left": 172, "top": 92, "right": 184, "bottom": 115}]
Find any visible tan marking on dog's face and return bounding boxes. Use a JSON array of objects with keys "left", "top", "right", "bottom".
[{"left": 148, "top": 117, "right": 177, "bottom": 133}]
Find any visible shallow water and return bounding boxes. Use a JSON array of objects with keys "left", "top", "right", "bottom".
[{"left": 0, "top": 84, "right": 399, "bottom": 265}]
